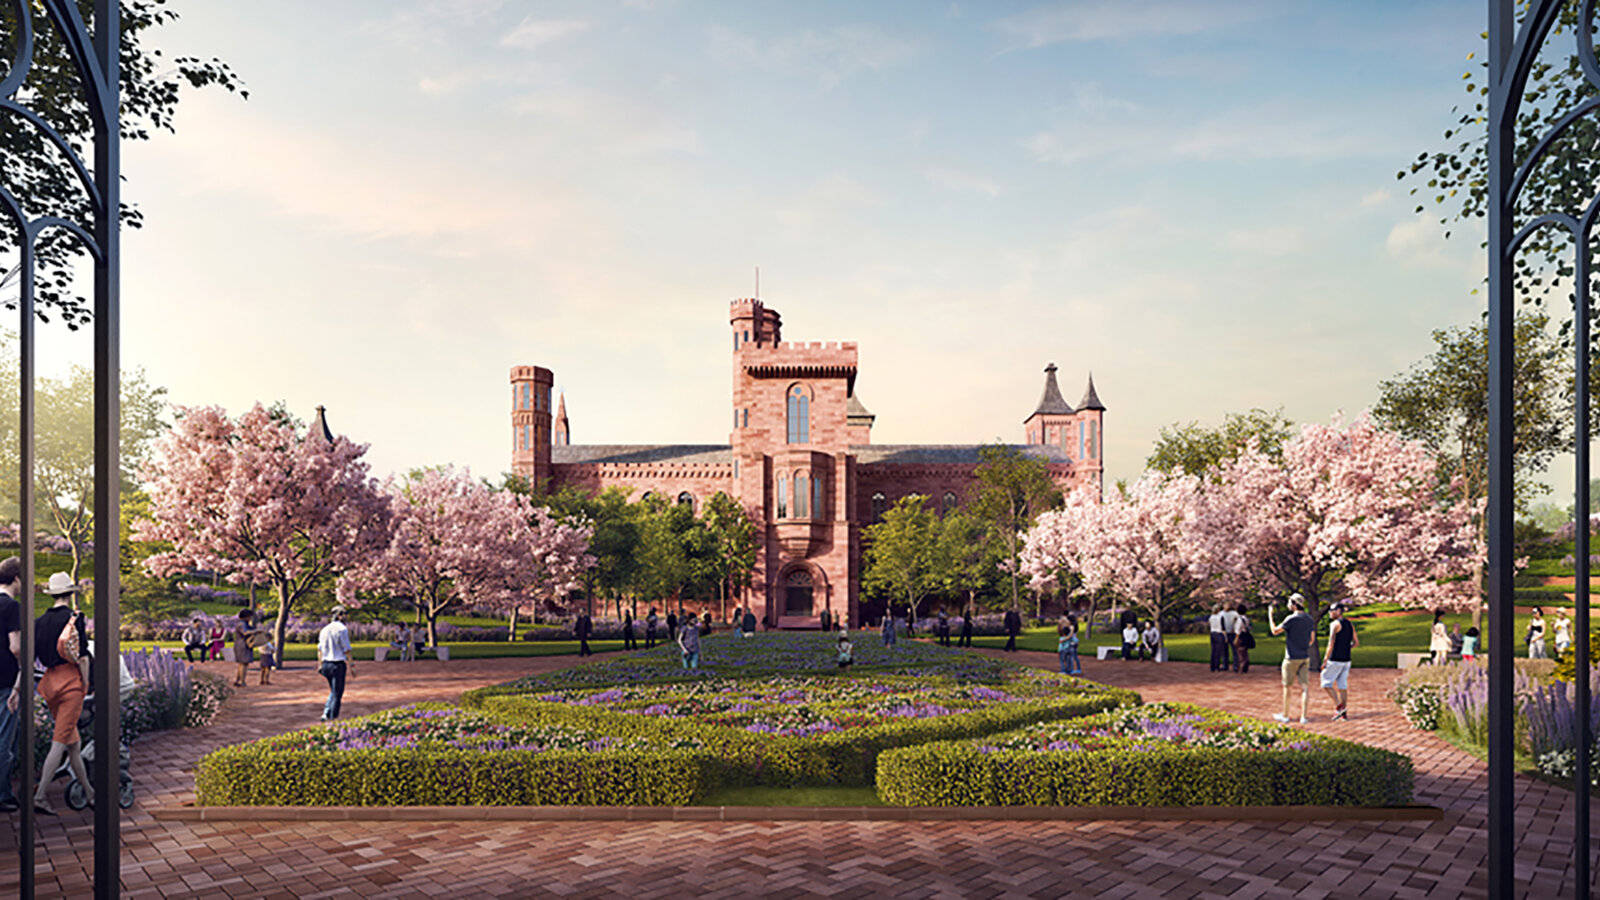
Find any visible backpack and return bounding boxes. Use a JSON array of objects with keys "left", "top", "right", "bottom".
[{"left": 1240, "top": 629, "right": 1256, "bottom": 650}]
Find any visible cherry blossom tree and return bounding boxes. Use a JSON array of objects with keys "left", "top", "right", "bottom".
[
  {"left": 136, "top": 404, "right": 393, "bottom": 657},
  {"left": 338, "top": 466, "right": 592, "bottom": 646},
  {"left": 1023, "top": 474, "right": 1209, "bottom": 631},
  {"left": 1196, "top": 414, "right": 1480, "bottom": 635},
  {"left": 513, "top": 505, "right": 595, "bottom": 638}
]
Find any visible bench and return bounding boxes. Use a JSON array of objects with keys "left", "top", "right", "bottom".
[
  {"left": 1096, "top": 645, "right": 1119, "bottom": 660},
  {"left": 373, "top": 646, "right": 389, "bottom": 662},
  {"left": 375, "top": 645, "right": 449, "bottom": 661},
  {"left": 1396, "top": 652, "right": 1430, "bottom": 669}
]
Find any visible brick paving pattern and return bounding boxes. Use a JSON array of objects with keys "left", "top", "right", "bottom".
[{"left": 0, "top": 646, "right": 1595, "bottom": 897}]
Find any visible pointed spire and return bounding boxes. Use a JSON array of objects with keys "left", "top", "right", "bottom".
[
  {"left": 1028, "top": 363, "right": 1074, "bottom": 418},
  {"left": 554, "top": 392, "right": 570, "bottom": 446},
  {"left": 308, "top": 405, "right": 335, "bottom": 445},
  {"left": 1077, "top": 372, "right": 1106, "bottom": 411},
  {"left": 556, "top": 391, "right": 568, "bottom": 422}
]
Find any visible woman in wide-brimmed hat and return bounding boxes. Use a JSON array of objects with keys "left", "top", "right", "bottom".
[{"left": 32, "top": 572, "right": 92, "bottom": 815}]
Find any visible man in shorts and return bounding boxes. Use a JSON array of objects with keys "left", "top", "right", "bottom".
[
  {"left": 1268, "top": 593, "right": 1314, "bottom": 723},
  {"left": 1321, "top": 603, "right": 1359, "bottom": 721}
]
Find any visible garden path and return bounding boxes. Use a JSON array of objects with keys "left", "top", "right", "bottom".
[{"left": 0, "top": 647, "right": 1592, "bottom": 898}]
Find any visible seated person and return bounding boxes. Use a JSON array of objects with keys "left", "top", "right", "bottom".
[
  {"left": 1121, "top": 622, "right": 1139, "bottom": 660},
  {"left": 1141, "top": 621, "right": 1162, "bottom": 662}
]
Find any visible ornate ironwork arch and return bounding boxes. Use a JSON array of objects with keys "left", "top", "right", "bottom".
[
  {"left": 1487, "top": 2, "right": 1596, "bottom": 895},
  {"left": 1, "top": 2, "right": 123, "bottom": 898}
]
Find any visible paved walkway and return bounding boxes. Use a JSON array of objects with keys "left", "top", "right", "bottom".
[{"left": 0, "top": 648, "right": 1594, "bottom": 898}]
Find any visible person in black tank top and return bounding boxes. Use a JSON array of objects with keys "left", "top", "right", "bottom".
[{"left": 1319, "top": 604, "right": 1359, "bottom": 721}]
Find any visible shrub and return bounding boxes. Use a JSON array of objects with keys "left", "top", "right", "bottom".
[
  {"left": 876, "top": 703, "right": 1414, "bottom": 807},
  {"left": 185, "top": 671, "right": 232, "bottom": 728}
]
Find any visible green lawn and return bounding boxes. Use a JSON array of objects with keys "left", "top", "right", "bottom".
[
  {"left": 126, "top": 639, "right": 626, "bottom": 661},
  {"left": 957, "top": 609, "right": 1548, "bottom": 668}
]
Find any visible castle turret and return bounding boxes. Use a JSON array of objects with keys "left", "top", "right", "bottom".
[
  {"left": 510, "top": 366, "right": 554, "bottom": 488},
  {"left": 1023, "top": 363, "right": 1076, "bottom": 449},
  {"left": 1076, "top": 373, "right": 1105, "bottom": 473},
  {"left": 554, "top": 392, "right": 570, "bottom": 446}
]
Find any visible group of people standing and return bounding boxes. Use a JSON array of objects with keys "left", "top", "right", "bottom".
[{"left": 1208, "top": 604, "right": 1255, "bottom": 674}]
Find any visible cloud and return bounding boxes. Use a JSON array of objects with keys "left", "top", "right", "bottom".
[
  {"left": 706, "top": 24, "right": 920, "bottom": 88},
  {"left": 1221, "top": 226, "right": 1306, "bottom": 256},
  {"left": 1386, "top": 218, "right": 1444, "bottom": 261},
  {"left": 511, "top": 89, "right": 702, "bottom": 156},
  {"left": 501, "top": 17, "right": 591, "bottom": 49},
  {"left": 992, "top": 0, "right": 1274, "bottom": 48},
  {"left": 924, "top": 166, "right": 1001, "bottom": 197},
  {"left": 363, "top": 0, "right": 505, "bottom": 48},
  {"left": 774, "top": 174, "right": 883, "bottom": 233},
  {"left": 1360, "top": 189, "right": 1391, "bottom": 208}
]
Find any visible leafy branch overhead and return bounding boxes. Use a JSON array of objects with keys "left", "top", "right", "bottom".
[{"left": 0, "top": 0, "right": 245, "bottom": 328}]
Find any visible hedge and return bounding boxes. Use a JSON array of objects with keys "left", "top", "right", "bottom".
[{"left": 876, "top": 706, "right": 1414, "bottom": 807}]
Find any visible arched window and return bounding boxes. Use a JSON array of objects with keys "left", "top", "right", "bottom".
[
  {"left": 871, "top": 492, "right": 887, "bottom": 522},
  {"left": 1079, "top": 421, "right": 1086, "bottom": 459},
  {"left": 641, "top": 491, "right": 654, "bottom": 502},
  {"left": 787, "top": 385, "right": 810, "bottom": 444},
  {"left": 1089, "top": 421, "right": 1098, "bottom": 458},
  {"left": 784, "top": 568, "right": 814, "bottom": 615},
  {"left": 795, "top": 471, "right": 809, "bottom": 518},
  {"left": 812, "top": 475, "right": 823, "bottom": 520},
  {"left": 775, "top": 472, "right": 788, "bottom": 518},
  {"left": 942, "top": 492, "right": 957, "bottom": 515},
  {"left": 678, "top": 492, "right": 694, "bottom": 512}
]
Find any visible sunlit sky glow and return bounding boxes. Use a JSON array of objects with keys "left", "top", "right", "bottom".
[{"left": 31, "top": 0, "right": 1548, "bottom": 495}]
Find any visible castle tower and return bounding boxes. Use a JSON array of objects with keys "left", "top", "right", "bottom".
[
  {"left": 510, "top": 365, "right": 554, "bottom": 488},
  {"left": 1023, "top": 363, "right": 1076, "bottom": 451},
  {"left": 554, "top": 392, "right": 570, "bottom": 446},
  {"left": 1075, "top": 373, "right": 1106, "bottom": 493}
]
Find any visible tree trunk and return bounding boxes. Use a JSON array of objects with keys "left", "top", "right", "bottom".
[
  {"left": 426, "top": 606, "right": 439, "bottom": 648},
  {"left": 248, "top": 580, "right": 257, "bottom": 610},
  {"left": 273, "top": 581, "right": 292, "bottom": 668},
  {"left": 68, "top": 541, "right": 81, "bottom": 585},
  {"left": 508, "top": 605, "right": 520, "bottom": 641}
]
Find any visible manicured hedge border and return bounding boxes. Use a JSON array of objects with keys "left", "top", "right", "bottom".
[{"left": 876, "top": 707, "right": 1414, "bottom": 807}]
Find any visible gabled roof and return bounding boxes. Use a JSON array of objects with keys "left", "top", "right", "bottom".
[
  {"left": 551, "top": 445, "right": 732, "bottom": 465},
  {"left": 1077, "top": 373, "right": 1106, "bottom": 411},
  {"left": 851, "top": 444, "right": 1071, "bottom": 465},
  {"left": 1027, "top": 363, "right": 1074, "bottom": 420}
]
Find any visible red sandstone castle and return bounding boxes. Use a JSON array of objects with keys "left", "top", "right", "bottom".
[{"left": 510, "top": 300, "right": 1105, "bottom": 629}]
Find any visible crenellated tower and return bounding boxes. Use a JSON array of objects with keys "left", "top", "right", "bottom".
[{"left": 510, "top": 365, "right": 554, "bottom": 488}]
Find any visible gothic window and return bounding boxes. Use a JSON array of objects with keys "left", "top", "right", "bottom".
[
  {"left": 1079, "top": 421, "right": 1086, "bottom": 459},
  {"left": 787, "top": 385, "right": 810, "bottom": 444},
  {"left": 1089, "top": 421, "right": 1098, "bottom": 458},
  {"left": 871, "top": 492, "right": 887, "bottom": 522},
  {"left": 795, "top": 472, "right": 809, "bottom": 518},
  {"left": 678, "top": 492, "right": 694, "bottom": 512},
  {"left": 784, "top": 568, "right": 814, "bottom": 615},
  {"left": 812, "top": 474, "right": 823, "bottom": 520},
  {"left": 942, "top": 492, "right": 957, "bottom": 515},
  {"left": 742, "top": 408, "right": 749, "bottom": 428},
  {"left": 776, "top": 472, "right": 788, "bottom": 518}
]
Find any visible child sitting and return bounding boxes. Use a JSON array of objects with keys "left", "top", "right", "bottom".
[
  {"left": 1462, "top": 627, "right": 1479, "bottom": 663},
  {"left": 837, "top": 632, "right": 854, "bottom": 668}
]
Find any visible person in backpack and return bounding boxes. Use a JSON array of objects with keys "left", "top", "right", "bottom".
[
  {"left": 32, "top": 572, "right": 92, "bottom": 815},
  {"left": 1232, "top": 604, "right": 1254, "bottom": 673}
]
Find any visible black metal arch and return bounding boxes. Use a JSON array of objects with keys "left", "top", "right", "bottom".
[
  {"left": 1487, "top": 1, "right": 1597, "bottom": 896},
  {"left": 1, "top": 1, "right": 122, "bottom": 898}
]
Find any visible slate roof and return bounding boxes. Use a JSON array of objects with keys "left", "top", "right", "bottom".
[
  {"left": 846, "top": 393, "right": 875, "bottom": 421},
  {"left": 850, "top": 444, "right": 1072, "bottom": 465},
  {"left": 1078, "top": 373, "right": 1106, "bottom": 411},
  {"left": 551, "top": 445, "right": 732, "bottom": 465},
  {"left": 1028, "top": 363, "right": 1074, "bottom": 418}
]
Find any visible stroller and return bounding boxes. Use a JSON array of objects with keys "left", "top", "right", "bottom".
[{"left": 42, "top": 656, "right": 137, "bottom": 810}]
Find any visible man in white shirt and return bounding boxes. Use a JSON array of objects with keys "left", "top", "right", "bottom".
[
  {"left": 1120, "top": 621, "right": 1139, "bottom": 660},
  {"left": 317, "top": 606, "right": 355, "bottom": 721},
  {"left": 1219, "top": 606, "right": 1240, "bottom": 672},
  {"left": 1208, "top": 607, "right": 1226, "bottom": 672}
]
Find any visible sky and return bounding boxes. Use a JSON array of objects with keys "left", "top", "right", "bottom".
[{"left": 26, "top": 0, "right": 1541, "bottom": 496}]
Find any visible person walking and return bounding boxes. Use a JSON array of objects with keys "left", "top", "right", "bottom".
[
  {"left": 677, "top": 616, "right": 700, "bottom": 669},
  {"left": 1429, "top": 610, "right": 1451, "bottom": 665},
  {"left": 622, "top": 609, "right": 637, "bottom": 651},
  {"left": 575, "top": 609, "right": 593, "bottom": 657},
  {"left": 740, "top": 606, "right": 757, "bottom": 638},
  {"left": 1218, "top": 604, "right": 1239, "bottom": 671},
  {"left": 397, "top": 623, "right": 416, "bottom": 662},
  {"left": 1233, "top": 605, "right": 1254, "bottom": 673},
  {"left": 1527, "top": 607, "right": 1548, "bottom": 659},
  {"left": 881, "top": 609, "right": 896, "bottom": 647},
  {"left": 0, "top": 557, "right": 23, "bottom": 813},
  {"left": 819, "top": 608, "right": 832, "bottom": 633},
  {"left": 1208, "top": 606, "right": 1226, "bottom": 673},
  {"left": 181, "top": 617, "right": 207, "bottom": 664},
  {"left": 1555, "top": 608, "right": 1574, "bottom": 657},
  {"left": 1321, "top": 603, "right": 1358, "bottom": 720},
  {"left": 937, "top": 608, "right": 951, "bottom": 646},
  {"left": 317, "top": 606, "right": 355, "bottom": 721},
  {"left": 702, "top": 611, "right": 713, "bottom": 635},
  {"left": 959, "top": 607, "right": 974, "bottom": 647},
  {"left": 32, "top": 572, "right": 92, "bottom": 814},
  {"left": 645, "top": 607, "right": 659, "bottom": 649},
  {"left": 230, "top": 609, "right": 256, "bottom": 688},
  {"left": 1003, "top": 607, "right": 1022, "bottom": 652},
  {"left": 1269, "top": 593, "right": 1315, "bottom": 724},
  {"left": 666, "top": 610, "right": 679, "bottom": 642},
  {"left": 836, "top": 631, "right": 854, "bottom": 668},
  {"left": 1057, "top": 622, "right": 1081, "bottom": 675}
]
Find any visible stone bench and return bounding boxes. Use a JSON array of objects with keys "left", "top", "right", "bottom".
[
  {"left": 1096, "top": 645, "right": 1119, "bottom": 660},
  {"left": 375, "top": 645, "right": 449, "bottom": 661},
  {"left": 1396, "top": 652, "right": 1430, "bottom": 669}
]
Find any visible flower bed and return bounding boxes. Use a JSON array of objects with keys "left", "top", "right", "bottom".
[
  {"left": 196, "top": 705, "right": 718, "bottom": 806},
  {"left": 876, "top": 703, "right": 1414, "bottom": 807},
  {"left": 484, "top": 669, "right": 1138, "bottom": 787}
]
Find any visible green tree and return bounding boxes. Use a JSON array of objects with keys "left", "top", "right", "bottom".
[
  {"left": 579, "top": 487, "right": 641, "bottom": 618},
  {"left": 118, "top": 487, "right": 180, "bottom": 627},
  {"left": 931, "top": 507, "right": 1001, "bottom": 619},
  {"left": 972, "top": 444, "right": 1062, "bottom": 615},
  {"left": 31, "top": 364, "right": 168, "bottom": 583},
  {"left": 634, "top": 495, "right": 700, "bottom": 617},
  {"left": 862, "top": 495, "right": 940, "bottom": 620},
  {"left": 1, "top": 1, "right": 245, "bottom": 326},
  {"left": 700, "top": 491, "right": 759, "bottom": 621},
  {"left": 1146, "top": 408, "right": 1295, "bottom": 478}
]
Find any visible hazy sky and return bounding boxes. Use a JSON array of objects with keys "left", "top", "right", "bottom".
[{"left": 30, "top": 1, "right": 1528, "bottom": 494}]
